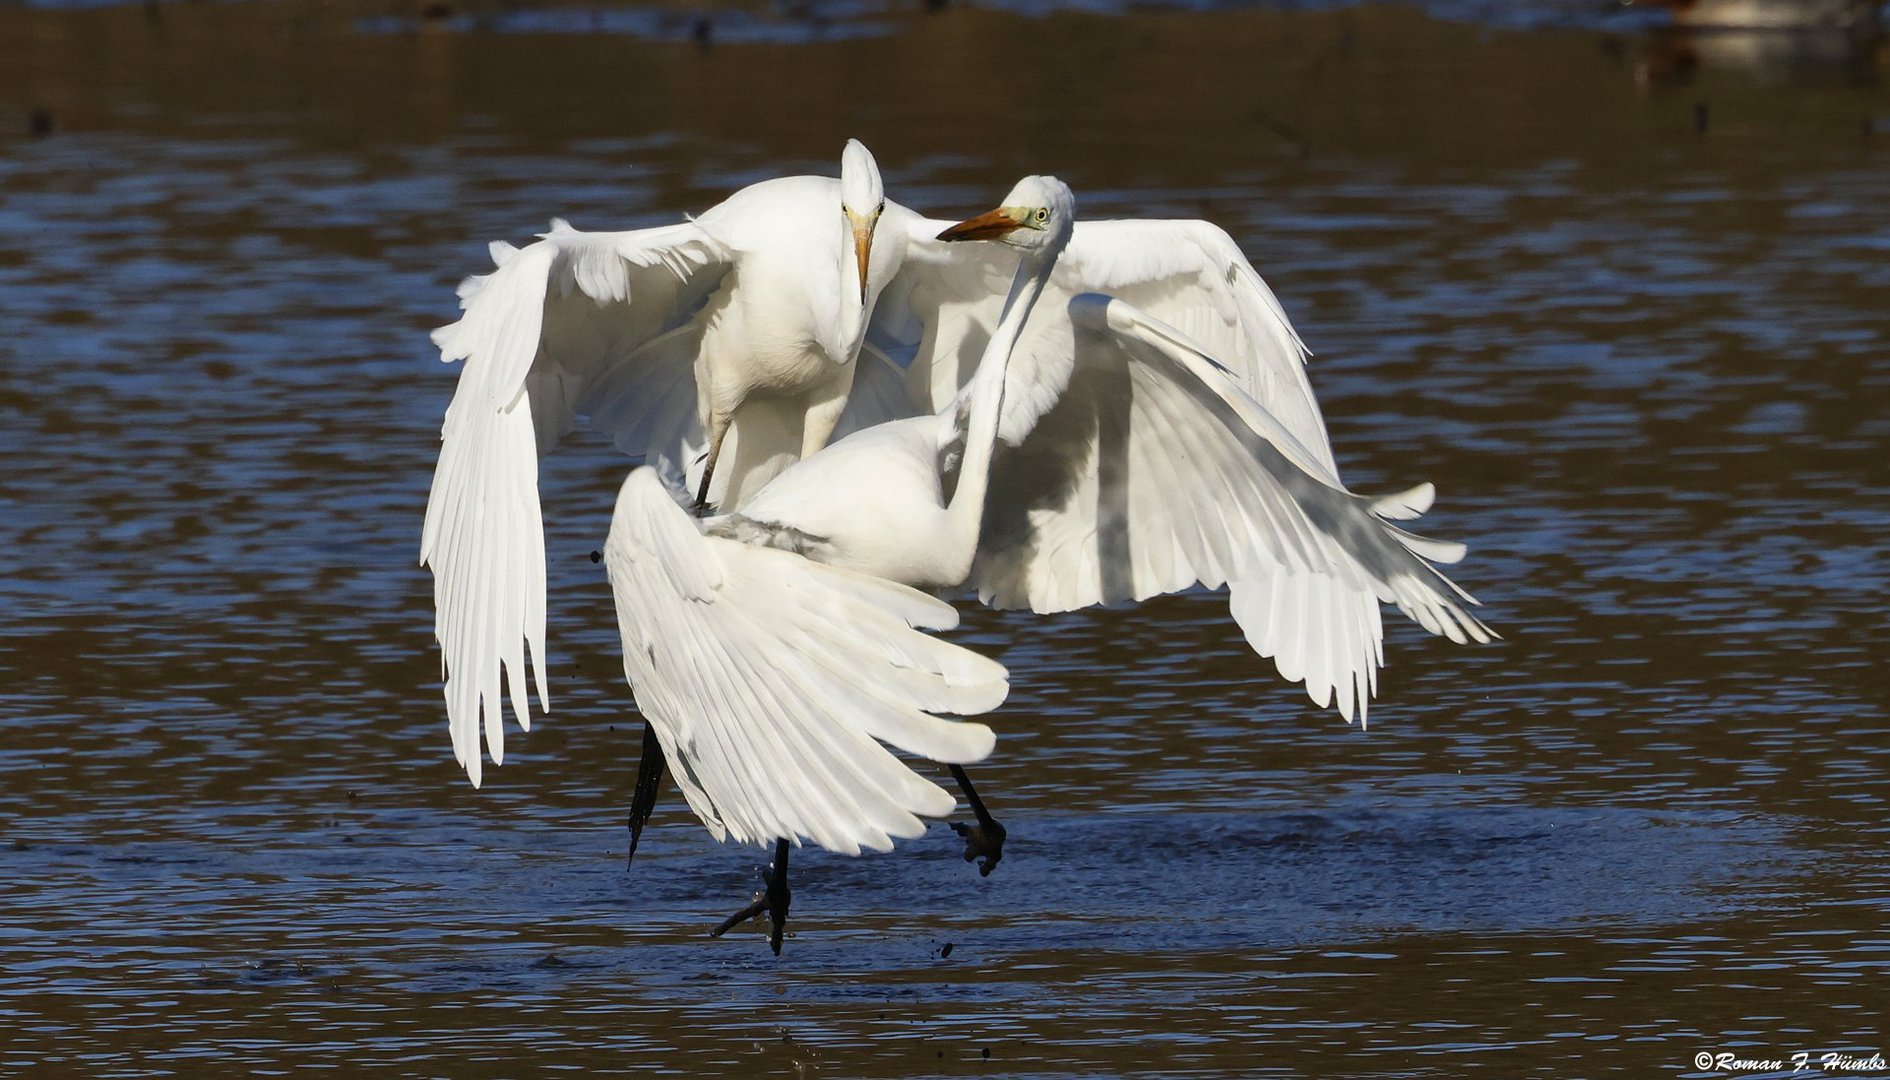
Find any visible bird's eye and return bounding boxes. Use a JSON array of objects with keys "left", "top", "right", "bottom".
[{"left": 1034, "top": 207, "right": 1050, "bottom": 223}]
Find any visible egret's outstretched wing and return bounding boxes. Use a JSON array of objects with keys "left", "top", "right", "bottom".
[
  {"left": 604, "top": 469, "right": 1005, "bottom": 855},
  {"left": 874, "top": 208, "right": 1335, "bottom": 475},
  {"left": 970, "top": 294, "right": 1493, "bottom": 723},
  {"left": 422, "top": 221, "right": 729, "bottom": 787}
]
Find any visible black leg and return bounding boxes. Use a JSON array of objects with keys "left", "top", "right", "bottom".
[
  {"left": 692, "top": 434, "right": 725, "bottom": 518},
  {"left": 626, "top": 722, "right": 666, "bottom": 869},
  {"left": 948, "top": 764, "right": 1006, "bottom": 877},
  {"left": 710, "top": 838, "right": 793, "bottom": 955},
  {"left": 691, "top": 461, "right": 716, "bottom": 517}
]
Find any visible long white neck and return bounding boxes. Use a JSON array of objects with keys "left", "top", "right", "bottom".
[{"left": 945, "top": 252, "right": 1053, "bottom": 558}]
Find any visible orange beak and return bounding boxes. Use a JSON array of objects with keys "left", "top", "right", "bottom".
[{"left": 936, "top": 207, "right": 1025, "bottom": 243}]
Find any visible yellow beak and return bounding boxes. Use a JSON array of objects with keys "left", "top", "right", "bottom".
[{"left": 851, "top": 214, "right": 874, "bottom": 303}]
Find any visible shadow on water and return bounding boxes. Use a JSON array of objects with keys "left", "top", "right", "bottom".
[{"left": 0, "top": 0, "right": 1886, "bottom": 1075}]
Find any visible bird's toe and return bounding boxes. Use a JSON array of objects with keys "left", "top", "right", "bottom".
[{"left": 950, "top": 819, "right": 1006, "bottom": 877}]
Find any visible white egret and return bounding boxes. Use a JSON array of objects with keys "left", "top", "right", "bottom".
[
  {"left": 742, "top": 177, "right": 1493, "bottom": 727},
  {"left": 600, "top": 175, "right": 1492, "bottom": 950},
  {"left": 425, "top": 145, "right": 1347, "bottom": 792},
  {"left": 603, "top": 468, "right": 1009, "bottom": 952},
  {"left": 424, "top": 140, "right": 903, "bottom": 787}
]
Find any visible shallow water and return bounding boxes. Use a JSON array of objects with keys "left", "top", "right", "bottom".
[{"left": 2, "top": 0, "right": 1887, "bottom": 1076}]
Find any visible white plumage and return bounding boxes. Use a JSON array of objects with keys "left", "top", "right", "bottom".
[
  {"left": 871, "top": 212, "right": 1334, "bottom": 474},
  {"left": 603, "top": 470, "right": 1003, "bottom": 855},
  {"left": 423, "top": 145, "right": 1353, "bottom": 787},
  {"left": 1028, "top": 294, "right": 1494, "bottom": 722},
  {"left": 580, "top": 175, "right": 1490, "bottom": 856},
  {"left": 422, "top": 144, "right": 892, "bottom": 786}
]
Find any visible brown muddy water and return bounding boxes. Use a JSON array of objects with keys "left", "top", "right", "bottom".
[{"left": 1, "top": 0, "right": 1887, "bottom": 1076}]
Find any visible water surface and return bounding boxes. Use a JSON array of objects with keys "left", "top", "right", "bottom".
[{"left": 1, "top": 1, "right": 1887, "bottom": 1075}]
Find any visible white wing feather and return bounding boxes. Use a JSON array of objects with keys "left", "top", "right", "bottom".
[
  {"left": 421, "top": 221, "right": 728, "bottom": 786},
  {"left": 604, "top": 468, "right": 1006, "bottom": 855},
  {"left": 875, "top": 210, "right": 1336, "bottom": 476},
  {"left": 972, "top": 293, "right": 1493, "bottom": 723}
]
